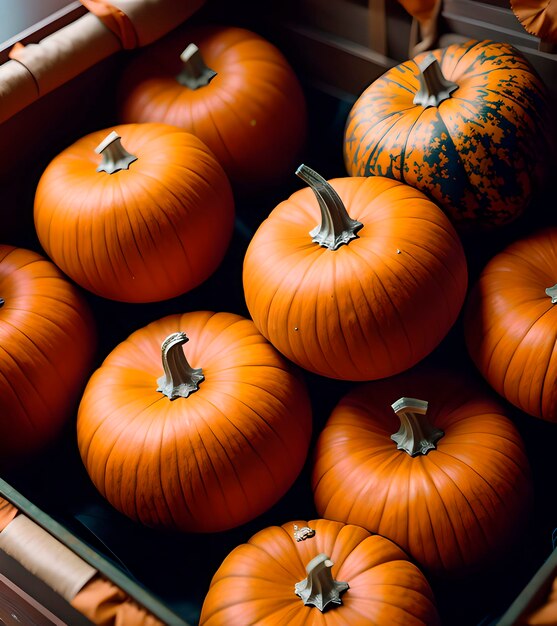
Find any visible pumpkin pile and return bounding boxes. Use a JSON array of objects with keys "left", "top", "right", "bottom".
[{"left": 2, "top": 16, "right": 555, "bottom": 626}]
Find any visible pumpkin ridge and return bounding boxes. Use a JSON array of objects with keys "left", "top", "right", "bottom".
[
  {"left": 195, "top": 391, "right": 284, "bottom": 489},
  {"left": 338, "top": 258, "right": 381, "bottom": 376},
  {"left": 84, "top": 392, "right": 162, "bottom": 481},
  {"left": 394, "top": 243, "right": 461, "bottom": 326},
  {"left": 339, "top": 449, "right": 407, "bottom": 525},
  {"left": 255, "top": 245, "right": 321, "bottom": 346},
  {"left": 132, "top": 174, "right": 196, "bottom": 274},
  {"left": 415, "top": 459, "right": 467, "bottom": 571},
  {"left": 348, "top": 245, "right": 417, "bottom": 366},
  {"left": 431, "top": 443, "right": 515, "bottom": 511},
  {"left": 364, "top": 109, "right": 423, "bottom": 179},
  {"left": 423, "top": 108, "right": 478, "bottom": 219},
  {"left": 482, "top": 299, "right": 552, "bottom": 395},
  {"left": 186, "top": 402, "right": 242, "bottom": 523},
  {"left": 167, "top": 415, "right": 198, "bottom": 523},
  {"left": 310, "top": 254, "right": 348, "bottom": 379},
  {"left": 0, "top": 314, "right": 84, "bottom": 389},
  {"left": 197, "top": 411, "right": 257, "bottom": 517},
  {"left": 139, "top": 404, "right": 178, "bottom": 527},
  {"left": 0, "top": 360, "right": 42, "bottom": 433},
  {"left": 199, "top": 386, "right": 303, "bottom": 469},
  {"left": 341, "top": 250, "right": 399, "bottom": 374},
  {"left": 440, "top": 437, "right": 531, "bottom": 480},
  {"left": 400, "top": 105, "right": 432, "bottom": 186},
  {"left": 346, "top": 108, "right": 406, "bottom": 176},
  {"left": 0, "top": 321, "right": 75, "bottom": 407},
  {"left": 201, "top": 92, "right": 239, "bottom": 166},
  {"left": 424, "top": 451, "right": 509, "bottom": 560},
  {"left": 156, "top": 408, "right": 198, "bottom": 526}
]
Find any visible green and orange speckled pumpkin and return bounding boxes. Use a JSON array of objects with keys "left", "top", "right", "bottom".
[{"left": 344, "top": 40, "right": 550, "bottom": 230}]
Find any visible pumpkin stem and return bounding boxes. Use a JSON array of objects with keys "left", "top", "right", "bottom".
[
  {"left": 413, "top": 55, "right": 459, "bottom": 108},
  {"left": 296, "top": 164, "right": 363, "bottom": 250},
  {"left": 156, "top": 332, "right": 204, "bottom": 400},
  {"left": 391, "top": 397, "right": 444, "bottom": 456},
  {"left": 95, "top": 131, "right": 138, "bottom": 174},
  {"left": 176, "top": 43, "right": 217, "bottom": 89},
  {"left": 545, "top": 284, "right": 557, "bottom": 303},
  {"left": 294, "top": 553, "right": 349, "bottom": 612}
]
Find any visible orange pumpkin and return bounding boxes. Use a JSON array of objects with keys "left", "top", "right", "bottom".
[
  {"left": 0, "top": 245, "right": 96, "bottom": 464},
  {"left": 344, "top": 40, "right": 550, "bottom": 230},
  {"left": 465, "top": 227, "right": 557, "bottom": 422},
  {"left": 77, "top": 311, "right": 312, "bottom": 532},
  {"left": 118, "top": 25, "right": 307, "bottom": 193},
  {"left": 312, "top": 366, "right": 533, "bottom": 575},
  {"left": 200, "top": 518, "right": 440, "bottom": 625},
  {"left": 243, "top": 165, "right": 467, "bottom": 381},
  {"left": 34, "top": 123, "right": 234, "bottom": 303}
]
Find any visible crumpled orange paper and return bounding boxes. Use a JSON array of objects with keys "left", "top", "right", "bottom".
[{"left": 510, "top": 0, "right": 557, "bottom": 43}]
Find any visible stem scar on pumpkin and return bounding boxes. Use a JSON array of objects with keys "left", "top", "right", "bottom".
[
  {"left": 156, "top": 332, "right": 204, "bottom": 400},
  {"left": 295, "top": 553, "right": 349, "bottom": 612},
  {"left": 296, "top": 164, "right": 363, "bottom": 250},
  {"left": 391, "top": 397, "right": 444, "bottom": 456},
  {"left": 95, "top": 131, "right": 138, "bottom": 174},
  {"left": 293, "top": 524, "right": 315, "bottom": 541}
]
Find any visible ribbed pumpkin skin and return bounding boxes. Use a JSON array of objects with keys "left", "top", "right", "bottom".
[
  {"left": 312, "top": 368, "right": 532, "bottom": 575},
  {"left": 34, "top": 123, "right": 234, "bottom": 303},
  {"left": 0, "top": 246, "right": 96, "bottom": 464},
  {"left": 344, "top": 40, "right": 549, "bottom": 230},
  {"left": 77, "top": 311, "right": 312, "bottom": 532},
  {"left": 465, "top": 228, "right": 557, "bottom": 421},
  {"left": 118, "top": 25, "right": 307, "bottom": 193},
  {"left": 243, "top": 176, "right": 467, "bottom": 381},
  {"left": 200, "top": 518, "right": 440, "bottom": 626}
]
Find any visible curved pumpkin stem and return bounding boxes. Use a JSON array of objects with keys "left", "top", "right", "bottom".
[
  {"left": 391, "top": 397, "right": 444, "bottom": 456},
  {"left": 294, "top": 553, "right": 349, "bottom": 612},
  {"left": 95, "top": 131, "right": 138, "bottom": 174},
  {"left": 176, "top": 44, "right": 217, "bottom": 89},
  {"left": 413, "top": 55, "right": 459, "bottom": 108},
  {"left": 296, "top": 164, "right": 363, "bottom": 250},
  {"left": 157, "top": 332, "right": 204, "bottom": 400},
  {"left": 545, "top": 284, "right": 557, "bottom": 303}
]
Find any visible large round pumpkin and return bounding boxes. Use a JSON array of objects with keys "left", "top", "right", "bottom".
[
  {"left": 0, "top": 245, "right": 96, "bottom": 464},
  {"left": 118, "top": 25, "right": 307, "bottom": 193},
  {"left": 200, "top": 518, "right": 440, "bottom": 625},
  {"left": 312, "top": 366, "right": 532, "bottom": 575},
  {"left": 465, "top": 227, "right": 557, "bottom": 422},
  {"left": 344, "top": 39, "right": 549, "bottom": 230},
  {"left": 77, "top": 311, "right": 312, "bottom": 532},
  {"left": 243, "top": 165, "right": 467, "bottom": 381},
  {"left": 34, "top": 123, "right": 234, "bottom": 303}
]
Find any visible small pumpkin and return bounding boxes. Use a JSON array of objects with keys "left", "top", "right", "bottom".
[
  {"left": 34, "top": 123, "right": 234, "bottom": 303},
  {"left": 77, "top": 311, "right": 312, "bottom": 532},
  {"left": 118, "top": 25, "right": 307, "bottom": 193},
  {"left": 344, "top": 39, "right": 550, "bottom": 230},
  {"left": 243, "top": 165, "right": 467, "bottom": 381},
  {"left": 0, "top": 245, "right": 96, "bottom": 464},
  {"left": 465, "top": 227, "right": 557, "bottom": 422},
  {"left": 312, "top": 366, "right": 532, "bottom": 575},
  {"left": 200, "top": 518, "right": 440, "bottom": 625}
]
